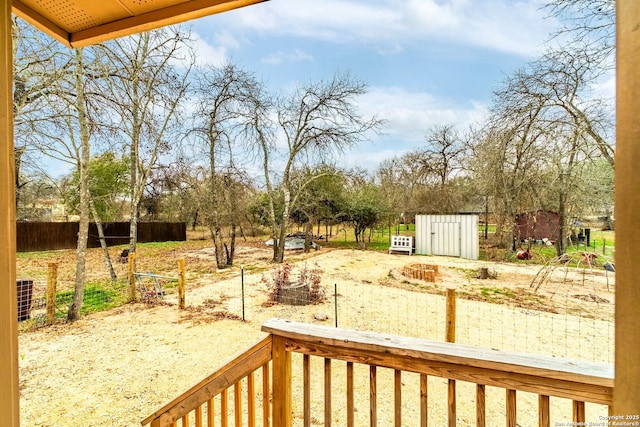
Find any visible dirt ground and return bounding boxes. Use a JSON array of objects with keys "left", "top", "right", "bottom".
[{"left": 17, "top": 242, "right": 615, "bottom": 426}]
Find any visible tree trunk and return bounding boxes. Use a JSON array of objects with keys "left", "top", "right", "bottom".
[
  {"left": 556, "top": 173, "right": 566, "bottom": 257},
  {"left": 128, "top": 131, "right": 139, "bottom": 255},
  {"left": 191, "top": 210, "right": 198, "bottom": 231},
  {"left": 128, "top": 206, "right": 138, "bottom": 255},
  {"left": 90, "top": 198, "right": 117, "bottom": 281},
  {"left": 14, "top": 146, "right": 25, "bottom": 209},
  {"left": 226, "top": 186, "right": 239, "bottom": 266},
  {"left": 272, "top": 235, "right": 280, "bottom": 262},
  {"left": 227, "top": 223, "right": 236, "bottom": 266},
  {"left": 68, "top": 48, "right": 89, "bottom": 322},
  {"left": 274, "top": 187, "right": 291, "bottom": 263},
  {"left": 212, "top": 225, "right": 226, "bottom": 269},
  {"left": 276, "top": 222, "right": 287, "bottom": 263},
  {"left": 304, "top": 221, "right": 312, "bottom": 253}
]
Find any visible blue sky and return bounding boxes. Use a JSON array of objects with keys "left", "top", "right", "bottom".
[{"left": 186, "top": 0, "right": 563, "bottom": 171}]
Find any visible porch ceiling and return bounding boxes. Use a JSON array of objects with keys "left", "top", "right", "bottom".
[{"left": 11, "top": 0, "right": 267, "bottom": 48}]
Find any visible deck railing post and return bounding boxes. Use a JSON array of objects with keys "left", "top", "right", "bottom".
[{"left": 272, "top": 335, "right": 291, "bottom": 427}]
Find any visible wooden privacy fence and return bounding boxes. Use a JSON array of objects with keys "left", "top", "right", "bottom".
[
  {"left": 141, "top": 318, "right": 613, "bottom": 427},
  {"left": 17, "top": 221, "right": 186, "bottom": 252}
]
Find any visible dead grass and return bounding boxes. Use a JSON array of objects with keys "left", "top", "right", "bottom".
[{"left": 17, "top": 239, "right": 614, "bottom": 426}]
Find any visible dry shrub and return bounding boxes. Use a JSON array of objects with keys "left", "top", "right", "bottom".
[{"left": 262, "top": 263, "right": 326, "bottom": 304}]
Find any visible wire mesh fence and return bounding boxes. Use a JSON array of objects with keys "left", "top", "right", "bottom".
[
  {"left": 324, "top": 280, "right": 613, "bottom": 364},
  {"left": 17, "top": 254, "right": 615, "bottom": 365},
  {"left": 16, "top": 255, "right": 189, "bottom": 329},
  {"left": 202, "top": 261, "right": 614, "bottom": 365},
  {"left": 17, "top": 275, "right": 133, "bottom": 328}
]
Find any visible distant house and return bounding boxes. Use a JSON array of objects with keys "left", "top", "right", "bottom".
[{"left": 514, "top": 210, "right": 560, "bottom": 242}]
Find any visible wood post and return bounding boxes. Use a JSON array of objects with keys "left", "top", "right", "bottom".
[
  {"left": 207, "top": 398, "right": 214, "bottom": 426},
  {"left": 127, "top": 252, "right": 136, "bottom": 302},
  {"left": 539, "top": 395, "right": 550, "bottom": 427},
  {"left": 446, "top": 288, "right": 456, "bottom": 427},
  {"left": 0, "top": 1, "right": 19, "bottom": 424},
  {"left": 303, "top": 355, "right": 310, "bottom": 427},
  {"left": 221, "top": 388, "right": 228, "bottom": 427},
  {"left": 476, "top": 384, "right": 485, "bottom": 427},
  {"left": 262, "top": 363, "right": 270, "bottom": 427},
  {"left": 370, "top": 365, "right": 377, "bottom": 426},
  {"left": 271, "top": 335, "right": 291, "bottom": 427},
  {"left": 446, "top": 288, "right": 456, "bottom": 343},
  {"left": 506, "top": 389, "right": 517, "bottom": 427},
  {"left": 234, "top": 382, "right": 242, "bottom": 426},
  {"left": 420, "top": 374, "right": 428, "bottom": 427},
  {"left": 247, "top": 372, "right": 255, "bottom": 426},
  {"left": 46, "top": 262, "right": 58, "bottom": 325},
  {"left": 347, "top": 362, "right": 354, "bottom": 427},
  {"left": 447, "top": 378, "right": 456, "bottom": 427},
  {"left": 178, "top": 258, "right": 186, "bottom": 310},
  {"left": 324, "top": 358, "right": 331, "bottom": 427},
  {"left": 572, "top": 401, "right": 585, "bottom": 423},
  {"left": 394, "top": 369, "right": 402, "bottom": 426},
  {"left": 616, "top": 1, "right": 640, "bottom": 413}
]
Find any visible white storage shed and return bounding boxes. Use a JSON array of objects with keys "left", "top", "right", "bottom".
[{"left": 415, "top": 214, "right": 479, "bottom": 260}]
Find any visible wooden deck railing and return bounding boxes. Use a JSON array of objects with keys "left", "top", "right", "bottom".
[
  {"left": 142, "top": 318, "right": 613, "bottom": 427},
  {"left": 141, "top": 336, "right": 272, "bottom": 427}
]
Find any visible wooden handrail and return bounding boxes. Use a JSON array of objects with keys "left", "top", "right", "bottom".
[
  {"left": 142, "top": 319, "right": 613, "bottom": 427},
  {"left": 141, "top": 335, "right": 272, "bottom": 427},
  {"left": 262, "top": 318, "right": 614, "bottom": 425}
]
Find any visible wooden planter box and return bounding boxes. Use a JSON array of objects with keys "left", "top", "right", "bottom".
[{"left": 401, "top": 263, "right": 438, "bottom": 282}]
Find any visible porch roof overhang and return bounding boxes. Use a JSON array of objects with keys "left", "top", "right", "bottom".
[{"left": 11, "top": 0, "right": 267, "bottom": 48}]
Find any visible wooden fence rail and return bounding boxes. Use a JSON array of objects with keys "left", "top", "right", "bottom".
[
  {"left": 141, "top": 336, "right": 272, "bottom": 427},
  {"left": 142, "top": 318, "right": 613, "bottom": 427}
]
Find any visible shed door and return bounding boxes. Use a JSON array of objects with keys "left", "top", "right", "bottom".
[{"left": 431, "top": 222, "right": 460, "bottom": 257}]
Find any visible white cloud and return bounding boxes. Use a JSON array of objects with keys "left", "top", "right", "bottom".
[
  {"left": 339, "top": 147, "right": 404, "bottom": 171},
  {"left": 215, "top": 0, "right": 558, "bottom": 57},
  {"left": 593, "top": 73, "right": 616, "bottom": 100},
  {"left": 359, "top": 86, "right": 487, "bottom": 144},
  {"left": 261, "top": 49, "right": 314, "bottom": 65},
  {"left": 190, "top": 33, "right": 229, "bottom": 66}
]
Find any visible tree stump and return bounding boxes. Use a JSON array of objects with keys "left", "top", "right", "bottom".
[
  {"left": 479, "top": 267, "right": 489, "bottom": 279},
  {"left": 277, "top": 282, "right": 311, "bottom": 305}
]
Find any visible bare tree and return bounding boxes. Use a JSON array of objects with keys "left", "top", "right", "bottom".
[
  {"left": 254, "top": 71, "right": 382, "bottom": 262},
  {"left": 518, "top": 48, "right": 614, "bottom": 168},
  {"left": 411, "top": 124, "right": 468, "bottom": 213},
  {"left": 545, "top": 0, "right": 615, "bottom": 63},
  {"left": 472, "top": 41, "right": 614, "bottom": 255},
  {"left": 13, "top": 19, "right": 125, "bottom": 315},
  {"left": 421, "top": 124, "right": 465, "bottom": 187},
  {"left": 66, "top": 48, "right": 92, "bottom": 320},
  {"left": 12, "top": 17, "right": 70, "bottom": 205},
  {"left": 97, "top": 28, "right": 193, "bottom": 255},
  {"left": 470, "top": 98, "right": 550, "bottom": 250},
  {"left": 29, "top": 48, "right": 95, "bottom": 320},
  {"left": 188, "top": 63, "right": 263, "bottom": 268}
]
